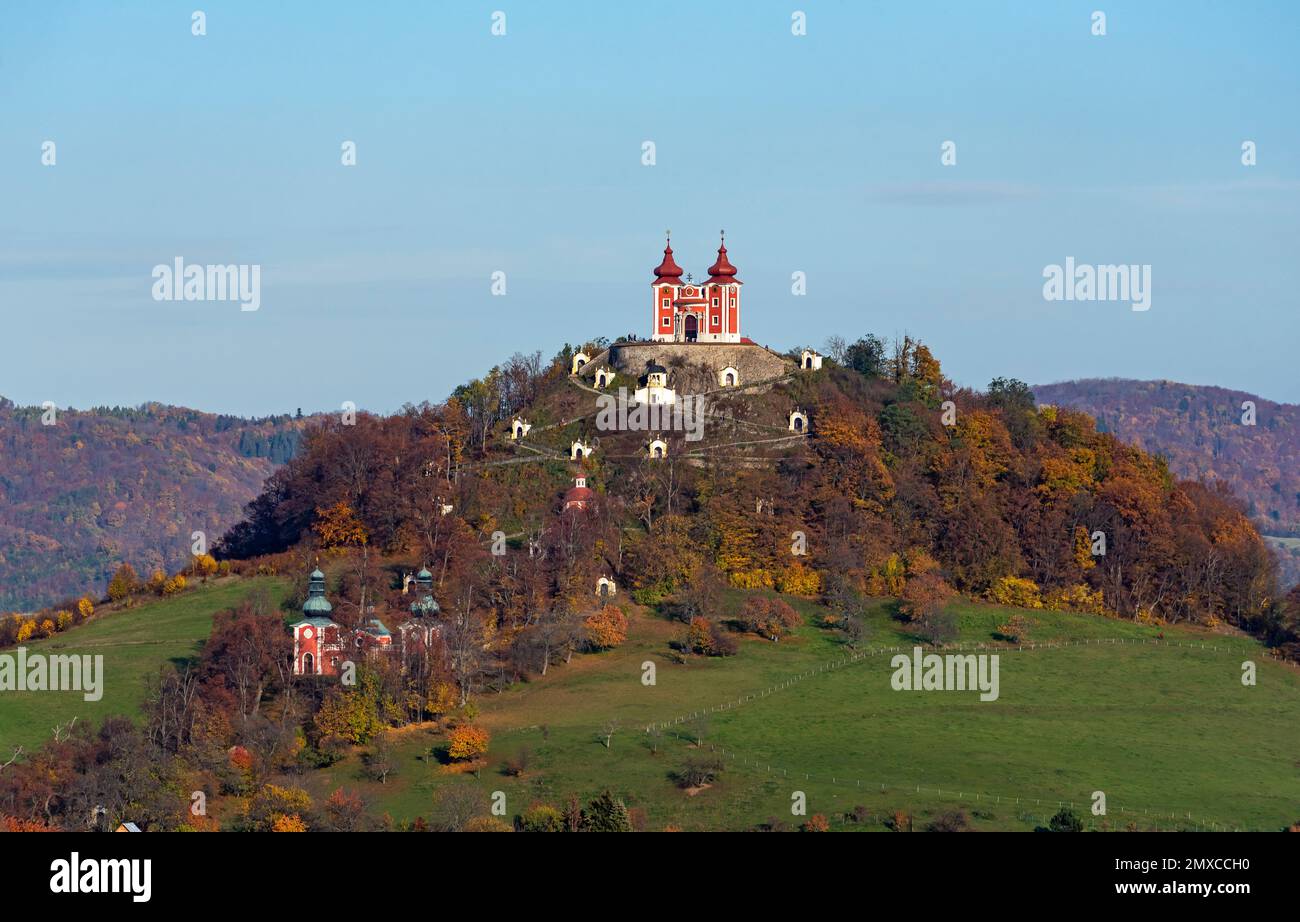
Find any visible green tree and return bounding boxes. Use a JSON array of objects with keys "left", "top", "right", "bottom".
[
  {"left": 1049, "top": 808, "right": 1083, "bottom": 832},
  {"left": 585, "top": 790, "right": 633, "bottom": 832}
]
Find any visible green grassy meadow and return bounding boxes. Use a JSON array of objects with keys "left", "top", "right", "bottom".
[
  {"left": 3, "top": 578, "right": 1296, "bottom": 831},
  {"left": 0, "top": 577, "right": 288, "bottom": 754},
  {"left": 305, "top": 593, "right": 1300, "bottom": 832}
]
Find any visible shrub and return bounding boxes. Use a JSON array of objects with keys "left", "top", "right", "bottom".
[
  {"left": 107, "top": 563, "right": 139, "bottom": 601},
  {"left": 801, "top": 813, "right": 830, "bottom": 832},
  {"left": 926, "top": 810, "right": 969, "bottom": 832},
  {"left": 464, "top": 816, "right": 512, "bottom": 832},
  {"left": 729, "top": 569, "right": 774, "bottom": 589},
  {"left": 868, "top": 553, "right": 907, "bottom": 596},
  {"left": 988, "top": 576, "right": 1043, "bottom": 609},
  {"left": 248, "top": 784, "right": 313, "bottom": 832},
  {"left": 517, "top": 804, "right": 565, "bottom": 832},
  {"left": 502, "top": 747, "right": 530, "bottom": 777},
  {"left": 147, "top": 569, "right": 167, "bottom": 594},
  {"left": 270, "top": 813, "right": 308, "bottom": 832},
  {"left": 775, "top": 563, "right": 821, "bottom": 595},
  {"left": 996, "top": 613, "right": 1031, "bottom": 644},
  {"left": 1044, "top": 583, "right": 1107, "bottom": 615},
  {"left": 1049, "top": 808, "right": 1083, "bottom": 832},
  {"left": 686, "top": 617, "right": 714, "bottom": 655},
  {"left": 887, "top": 810, "right": 912, "bottom": 832},
  {"left": 707, "top": 622, "right": 738, "bottom": 656}
]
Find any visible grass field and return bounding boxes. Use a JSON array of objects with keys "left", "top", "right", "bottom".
[
  {"left": 0, "top": 576, "right": 288, "bottom": 754},
  {"left": 304, "top": 593, "right": 1300, "bottom": 831},
  {"left": 5, "top": 579, "right": 1296, "bottom": 831}
]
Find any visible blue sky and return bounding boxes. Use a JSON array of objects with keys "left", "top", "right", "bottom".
[{"left": 2, "top": 1, "right": 1297, "bottom": 415}]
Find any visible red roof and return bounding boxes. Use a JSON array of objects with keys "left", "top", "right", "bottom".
[
  {"left": 564, "top": 486, "right": 594, "bottom": 508},
  {"left": 652, "top": 238, "right": 684, "bottom": 285},
  {"left": 706, "top": 240, "right": 741, "bottom": 285}
]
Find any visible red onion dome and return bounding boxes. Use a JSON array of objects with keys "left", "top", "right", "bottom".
[
  {"left": 706, "top": 235, "right": 740, "bottom": 284},
  {"left": 652, "top": 235, "right": 684, "bottom": 285}
]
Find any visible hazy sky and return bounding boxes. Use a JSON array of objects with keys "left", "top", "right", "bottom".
[{"left": 2, "top": 1, "right": 1297, "bottom": 416}]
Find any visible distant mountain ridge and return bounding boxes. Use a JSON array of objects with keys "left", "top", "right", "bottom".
[
  {"left": 1033, "top": 378, "right": 1300, "bottom": 585},
  {"left": 0, "top": 397, "right": 309, "bottom": 610}
]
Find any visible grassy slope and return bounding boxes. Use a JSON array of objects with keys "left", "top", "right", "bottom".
[
  {"left": 0, "top": 576, "right": 288, "bottom": 754},
  {"left": 4, "top": 579, "right": 1295, "bottom": 831},
  {"left": 307, "top": 592, "right": 1300, "bottom": 832}
]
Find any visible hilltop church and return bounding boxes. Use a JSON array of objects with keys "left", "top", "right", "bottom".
[
  {"left": 569, "top": 233, "right": 795, "bottom": 400},
  {"left": 650, "top": 232, "right": 744, "bottom": 344}
]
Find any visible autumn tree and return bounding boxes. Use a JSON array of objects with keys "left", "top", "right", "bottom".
[
  {"left": 199, "top": 598, "right": 292, "bottom": 722},
  {"left": 583, "top": 605, "right": 628, "bottom": 650},
  {"left": 107, "top": 563, "right": 139, "bottom": 601},
  {"left": 446, "top": 724, "right": 490, "bottom": 762}
]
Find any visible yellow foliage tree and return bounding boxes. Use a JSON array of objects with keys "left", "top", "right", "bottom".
[
  {"left": 314, "top": 501, "right": 369, "bottom": 550},
  {"left": 464, "top": 816, "right": 513, "bottom": 832},
  {"left": 988, "top": 576, "right": 1043, "bottom": 609},
  {"left": 447, "top": 724, "right": 490, "bottom": 762},
  {"left": 774, "top": 563, "right": 821, "bottom": 595}
]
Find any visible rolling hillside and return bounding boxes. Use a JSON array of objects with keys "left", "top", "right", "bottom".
[
  {"left": 4, "top": 576, "right": 1296, "bottom": 830},
  {"left": 307, "top": 591, "right": 1300, "bottom": 831},
  {"left": 0, "top": 576, "right": 288, "bottom": 754},
  {"left": 0, "top": 399, "right": 306, "bottom": 611}
]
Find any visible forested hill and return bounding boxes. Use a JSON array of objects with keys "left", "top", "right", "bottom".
[
  {"left": 0, "top": 398, "right": 308, "bottom": 610},
  {"left": 216, "top": 339, "right": 1286, "bottom": 650},
  {"left": 1033, "top": 379, "right": 1299, "bottom": 535}
]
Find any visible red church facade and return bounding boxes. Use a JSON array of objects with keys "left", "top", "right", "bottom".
[
  {"left": 651, "top": 232, "right": 742, "bottom": 344},
  {"left": 291, "top": 568, "right": 347, "bottom": 677}
]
